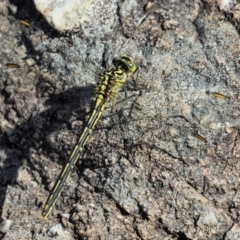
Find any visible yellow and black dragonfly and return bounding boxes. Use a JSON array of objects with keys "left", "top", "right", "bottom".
[{"left": 41, "top": 55, "right": 137, "bottom": 219}]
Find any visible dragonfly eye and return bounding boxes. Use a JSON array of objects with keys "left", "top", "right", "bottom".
[{"left": 112, "top": 55, "right": 136, "bottom": 74}]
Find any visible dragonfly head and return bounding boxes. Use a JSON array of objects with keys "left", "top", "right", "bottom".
[{"left": 112, "top": 55, "right": 137, "bottom": 74}]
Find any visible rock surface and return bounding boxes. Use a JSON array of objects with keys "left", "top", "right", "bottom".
[
  {"left": 34, "top": 0, "right": 121, "bottom": 33},
  {"left": 0, "top": 0, "right": 240, "bottom": 239}
]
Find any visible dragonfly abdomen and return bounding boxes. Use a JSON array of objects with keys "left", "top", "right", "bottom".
[{"left": 42, "top": 97, "right": 107, "bottom": 219}]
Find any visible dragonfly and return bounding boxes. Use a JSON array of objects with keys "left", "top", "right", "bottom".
[{"left": 42, "top": 55, "right": 137, "bottom": 219}]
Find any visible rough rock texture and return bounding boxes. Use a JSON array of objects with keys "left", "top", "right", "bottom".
[
  {"left": 34, "top": 0, "right": 93, "bottom": 32},
  {"left": 0, "top": 0, "right": 240, "bottom": 239}
]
